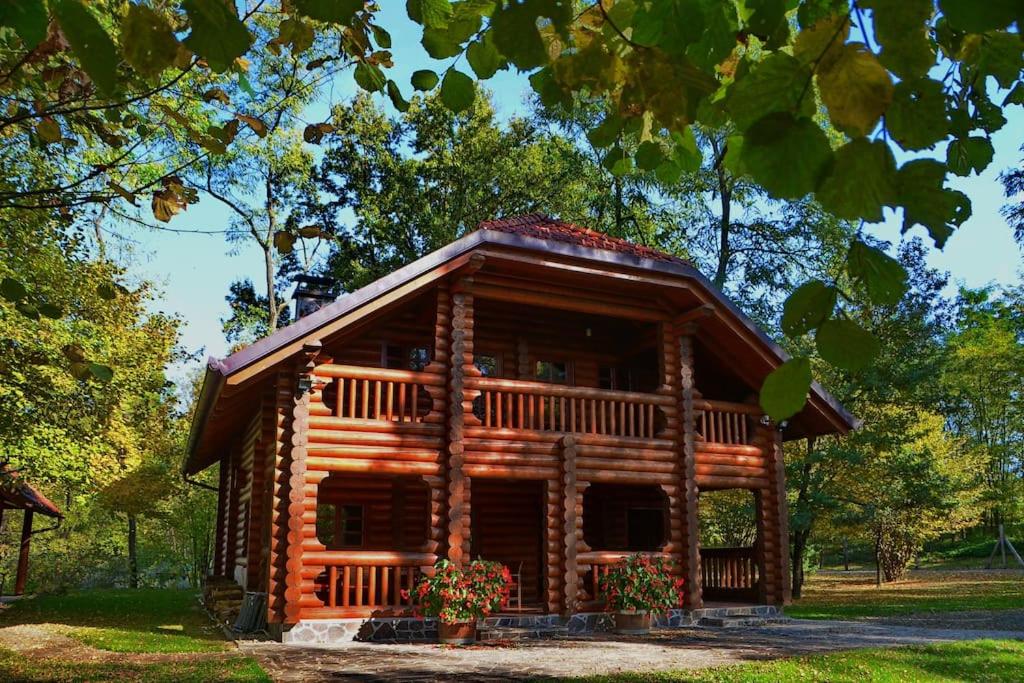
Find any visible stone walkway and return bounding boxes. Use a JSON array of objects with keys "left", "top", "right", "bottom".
[{"left": 240, "top": 619, "right": 1024, "bottom": 681}]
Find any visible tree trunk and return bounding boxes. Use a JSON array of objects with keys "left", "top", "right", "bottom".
[
  {"left": 711, "top": 136, "right": 732, "bottom": 289},
  {"left": 791, "top": 527, "right": 809, "bottom": 599},
  {"left": 128, "top": 514, "right": 138, "bottom": 589}
]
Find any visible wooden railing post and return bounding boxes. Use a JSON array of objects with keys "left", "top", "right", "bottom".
[
  {"left": 560, "top": 435, "right": 578, "bottom": 615},
  {"left": 677, "top": 328, "right": 703, "bottom": 609}
]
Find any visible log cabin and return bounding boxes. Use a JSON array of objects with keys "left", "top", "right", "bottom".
[{"left": 184, "top": 214, "right": 856, "bottom": 639}]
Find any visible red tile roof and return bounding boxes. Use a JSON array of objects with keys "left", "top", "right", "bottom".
[
  {"left": 477, "top": 213, "right": 689, "bottom": 266},
  {"left": 0, "top": 466, "right": 62, "bottom": 518}
]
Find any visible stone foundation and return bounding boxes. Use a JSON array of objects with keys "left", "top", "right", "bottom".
[{"left": 279, "top": 605, "right": 782, "bottom": 645}]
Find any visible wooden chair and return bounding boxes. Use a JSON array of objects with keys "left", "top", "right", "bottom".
[{"left": 507, "top": 562, "right": 524, "bottom": 611}]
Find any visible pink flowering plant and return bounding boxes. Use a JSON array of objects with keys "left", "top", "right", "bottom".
[
  {"left": 406, "top": 559, "right": 511, "bottom": 624},
  {"left": 599, "top": 553, "right": 685, "bottom": 613}
]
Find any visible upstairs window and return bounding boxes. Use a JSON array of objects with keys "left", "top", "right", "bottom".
[
  {"left": 535, "top": 360, "right": 568, "bottom": 384},
  {"left": 474, "top": 353, "right": 500, "bottom": 377},
  {"left": 384, "top": 344, "right": 430, "bottom": 370}
]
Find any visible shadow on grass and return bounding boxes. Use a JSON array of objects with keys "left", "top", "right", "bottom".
[{"left": 0, "top": 589, "right": 227, "bottom": 653}]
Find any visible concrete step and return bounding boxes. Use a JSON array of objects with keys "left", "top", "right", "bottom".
[
  {"left": 478, "top": 625, "right": 569, "bottom": 641},
  {"left": 699, "top": 615, "right": 769, "bottom": 628}
]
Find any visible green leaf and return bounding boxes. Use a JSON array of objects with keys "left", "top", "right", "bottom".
[
  {"left": 422, "top": 27, "right": 462, "bottom": 59},
  {"left": 685, "top": 0, "right": 739, "bottom": 71},
  {"left": 16, "top": 302, "right": 39, "bottom": 320},
  {"left": 817, "top": 43, "right": 894, "bottom": 137},
  {"left": 897, "top": 161, "right": 966, "bottom": 246},
  {"left": 0, "top": 277, "right": 27, "bottom": 302},
  {"left": 602, "top": 146, "right": 633, "bottom": 176},
  {"left": 52, "top": 0, "right": 120, "bottom": 96},
  {"left": 38, "top": 303, "right": 63, "bottom": 319},
  {"left": 671, "top": 127, "right": 703, "bottom": 173},
  {"left": 781, "top": 280, "right": 837, "bottom": 337},
  {"left": 816, "top": 139, "right": 898, "bottom": 222},
  {"left": 440, "top": 69, "right": 475, "bottom": 113},
  {"left": 635, "top": 142, "right": 666, "bottom": 172},
  {"left": 122, "top": 4, "right": 180, "bottom": 78},
  {"left": 975, "top": 32, "right": 1024, "bottom": 90},
  {"left": 354, "top": 62, "right": 386, "bottom": 93},
  {"left": 88, "top": 362, "right": 115, "bottom": 382},
  {"left": 744, "top": 0, "right": 787, "bottom": 37},
  {"left": 97, "top": 283, "right": 118, "bottom": 300},
  {"left": 387, "top": 80, "right": 410, "bottom": 112},
  {"left": 411, "top": 69, "right": 440, "bottom": 91},
  {"left": 867, "top": 0, "right": 934, "bottom": 79},
  {"left": 946, "top": 136, "right": 994, "bottom": 177},
  {"left": 847, "top": 240, "right": 908, "bottom": 306},
  {"left": 740, "top": 113, "right": 833, "bottom": 200},
  {"left": 407, "top": 0, "right": 453, "bottom": 28},
  {"left": 885, "top": 78, "right": 949, "bottom": 151},
  {"left": 587, "top": 115, "right": 623, "bottom": 149},
  {"left": 295, "top": 0, "right": 362, "bottom": 24},
  {"left": 467, "top": 33, "right": 503, "bottom": 79},
  {"left": 0, "top": 0, "right": 47, "bottom": 49},
  {"left": 491, "top": 2, "right": 547, "bottom": 70},
  {"left": 816, "top": 319, "right": 880, "bottom": 371},
  {"left": 1003, "top": 82, "right": 1024, "bottom": 107},
  {"left": 727, "top": 53, "right": 814, "bottom": 131},
  {"left": 35, "top": 118, "right": 61, "bottom": 144},
  {"left": 939, "top": 0, "right": 1019, "bottom": 33},
  {"left": 182, "top": 0, "right": 253, "bottom": 73},
  {"left": 760, "top": 357, "right": 812, "bottom": 422},
  {"left": 371, "top": 24, "right": 393, "bottom": 49}
]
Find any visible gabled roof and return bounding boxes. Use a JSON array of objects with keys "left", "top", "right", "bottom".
[
  {"left": 185, "top": 214, "right": 858, "bottom": 474},
  {"left": 0, "top": 466, "right": 62, "bottom": 518}
]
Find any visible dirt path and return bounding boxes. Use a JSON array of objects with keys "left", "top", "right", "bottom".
[
  {"left": 240, "top": 619, "right": 1024, "bottom": 682},
  {"left": 868, "top": 609, "right": 1024, "bottom": 632},
  {"left": 0, "top": 623, "right": 241, "bottom": 665}
]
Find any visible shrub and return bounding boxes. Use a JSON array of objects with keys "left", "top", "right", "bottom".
[
  {"left": 407, "top": 559, "right": 511, "bottom": 624},
  {"left": 600, "top": 553, "right": 684, "bottom": 613}
]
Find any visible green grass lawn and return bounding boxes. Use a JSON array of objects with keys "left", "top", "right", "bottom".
[
  {"left": 0, "top": 589, "right": 268, "bottom": 682},
  {"left": 787, "top": 569, "right": 1024, "bottom": 620},
  {"left": 0, "top": 589, "right": 228, "bottom": 653},
  {"left": 576, "top": 639, "right": 1024, "bottom": 682}
]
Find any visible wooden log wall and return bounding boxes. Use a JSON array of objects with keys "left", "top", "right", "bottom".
[
  {"left": 676, "top": 327, "right": 703, "bottom": 609},
  {"left": 446, "top": 279, "right": 476, "bottom": 564},
  {"left": 314, "top": 474, "right": 429, "bottom": 551},
  {"left": 213, "top": 455, "right": 229, "bottom": 577},
  {"left": 267, "top": 367, "right": 296, "bottom": 624},
  {"left": 753, "top": 425, "right": 791, "bottom": 605},
  {"left": 233, "top": 412, "right": 261, "bottom": 581}
]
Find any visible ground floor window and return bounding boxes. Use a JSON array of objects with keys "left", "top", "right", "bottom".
[{"left": 583, "top": 483, "right": 668, "bottom": 551}]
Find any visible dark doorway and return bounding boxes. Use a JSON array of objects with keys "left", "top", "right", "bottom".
[{"left": 470, "top": 479, "right": 545, "bottom": 608}]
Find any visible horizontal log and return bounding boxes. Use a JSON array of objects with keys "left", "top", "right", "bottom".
[
  {"left": 464, "top": 426, "right": 673, "bottom": 449},
  {"left": 303, "top": 550, "right": 436, "bottom": 567},
  {"left": 577, "top": 468, "right": 674, "bottom": 485},
  {"left": 694, "top": 399, "right": 764, "bottom": 416},
  {"left": 578, "top": 551, "right": 670, "bottom": 564},
  {"left": 306, "top": 445, "right": 441, "bottom": 461},
  {"left": 696, "top": 474, "right": 769, "bottom": 490},
  {"left": 308, "top": 416, "right": 445, "bottom": 435},
  {"left": 694, "top": 463, "right": 769, "bottom": 478},
  {"left": 464, "top": 451, "right": 559, "bottom": 467},
  {"left": 695, "top": 452, "right": 766, "bottom": 467},
  {"left": 315, "top": 363, "right": 445, "bottom": 385},
  {"left": 576, "top": 456, "right": 676, "bottom": 474},
  {"left": 308, "top": 429, "right": 442, "bottom": 449},
  {"left": 305, "top": 457, "right": 442, "bottom": 476},
  {"left": 463, "top": 464, "right": 559, "bottom": 480},
  {"left": 695, "top": 443, "right": 764, "bottom": 457}
]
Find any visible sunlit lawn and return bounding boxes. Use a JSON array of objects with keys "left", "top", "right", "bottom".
[
  {"left": 787, "top": 569, "right": 1024, "bottom": 620},
  {"left": 0, "top": 589, "right": 268, "bottom": 682},
  {"left": 577, "top": 639, "right": 1024, "bottom": 682}
]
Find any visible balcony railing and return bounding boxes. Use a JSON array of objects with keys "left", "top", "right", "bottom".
[
  {"left": 309, "top": 551, "right": 435, "bottom": 611},
  {"left": 695, "top": 399, "right": 762, "bottom": 446},
  {"left": 316, "top": 364, "right": 443, "bottom": 423},
  {"left": 466, "top": 377, "right": 672, "bottom": 439},
  {"left": 700, "top": 546, "right": 760, "bottom": 601}
]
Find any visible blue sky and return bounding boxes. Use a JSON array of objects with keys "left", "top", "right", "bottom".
[{"left": 116, "top": 9, "right": 1023, "bottom": 380}]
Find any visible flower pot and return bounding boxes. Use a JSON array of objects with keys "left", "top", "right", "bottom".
[
  {"left": 438, "top": 620, "right": 477, "bottom": 645},
  {"left": 613, "top": 610, "right": 652, "bottom": 635}
]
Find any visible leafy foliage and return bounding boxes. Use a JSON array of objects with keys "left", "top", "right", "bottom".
[
  {"left": 599, "top": 553, "right": 685, "bottom": 613},
  {"left": 409, "top": 559, "right": 511, "bottom": 624}
]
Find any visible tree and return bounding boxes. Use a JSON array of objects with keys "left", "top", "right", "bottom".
[
  {"left": 1000, "top": 144, "right": 1024, "bottom": 248},
  {"left": 299, "top": 89, "right": 630, "bottom": 290}
]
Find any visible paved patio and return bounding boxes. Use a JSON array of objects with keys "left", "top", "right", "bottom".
[{"left": 239, "top": 617, "right": 1024, "bottom": 681}]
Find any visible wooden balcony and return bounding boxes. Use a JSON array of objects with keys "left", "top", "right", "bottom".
[{"left": 700, "top": 546, "right": 760, "bottom": 602}]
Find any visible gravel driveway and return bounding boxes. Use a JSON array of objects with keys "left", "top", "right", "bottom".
[{"left": 240, "top": 618, "right": 1024, "bottom": 682}]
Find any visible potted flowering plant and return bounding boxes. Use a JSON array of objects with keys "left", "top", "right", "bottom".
[
  {"left": 599, "top": 553, "right": 684, "bottom": 635},
  {"left": 408, "top": 559, "right": 511, "bottom": 644}
]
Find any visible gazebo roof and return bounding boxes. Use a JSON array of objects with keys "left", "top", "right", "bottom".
[{"left": 0, "top": 467, "right": 62, "bottom": 518}]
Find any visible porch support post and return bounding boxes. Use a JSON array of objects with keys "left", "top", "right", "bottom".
[
  {"left": 560, "top": 435, "right": 578, "bottom": 615},
  {"left": 677, "top": 328, "right": 703, "bottom": 609},
  {"left": 446, "top": 274, "right": 477, "bottom": 565},
  {"left": 757, "top": 426, "right": 791, "bottom": 605},
  {"left": 282, "top": 341, "right": 318, "bottom": 624},
  {"left": 213, "top": 456, "right": 228, "bottom": 576},
  {"left": 14, "top": 509, "right": 33, "bottom": 595}
]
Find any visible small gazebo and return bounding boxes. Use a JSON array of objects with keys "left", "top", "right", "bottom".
[{"left": 0, "top": 467, "right": 62, "bottom": 595}]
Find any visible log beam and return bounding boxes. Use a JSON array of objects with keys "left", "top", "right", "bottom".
[{"left": 677, "top": 328, "right": 703, "bottom": 609}]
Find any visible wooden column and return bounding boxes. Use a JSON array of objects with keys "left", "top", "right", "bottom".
[
  {"left": 677, "top": 328, "right": 703, "bottom": 608},
  {"left": 283, "top": 342, "right": 318, "bottom": 624},
  {"left": 560, "top": 435, "right": 578, "bottom": 615},
  {"left": 446, "top": 281, "right": 474, "bottom": 565},
  {"left": 543, "top": 477, "right": 562, "bottom": 613},
  {"left": 757, "top": 426, "right": 791, "bottom": 605},
  {"left": 224, "top": 448, "right": 239, "bottom": 574},
  {"left": 14, "top": 509, "right": 33, "bottom": 595}
]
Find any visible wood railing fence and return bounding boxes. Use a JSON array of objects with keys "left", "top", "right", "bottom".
[{"left": 317, "top": 364, "right": 442, "bottom": 423}]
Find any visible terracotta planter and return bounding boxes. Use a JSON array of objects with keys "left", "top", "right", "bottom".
[
  {"left": 613, "top": 610, "right": 652, "bottom": 635},
  {"left": 438, "top": 620, "right": 477, "bottom": 645}
]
